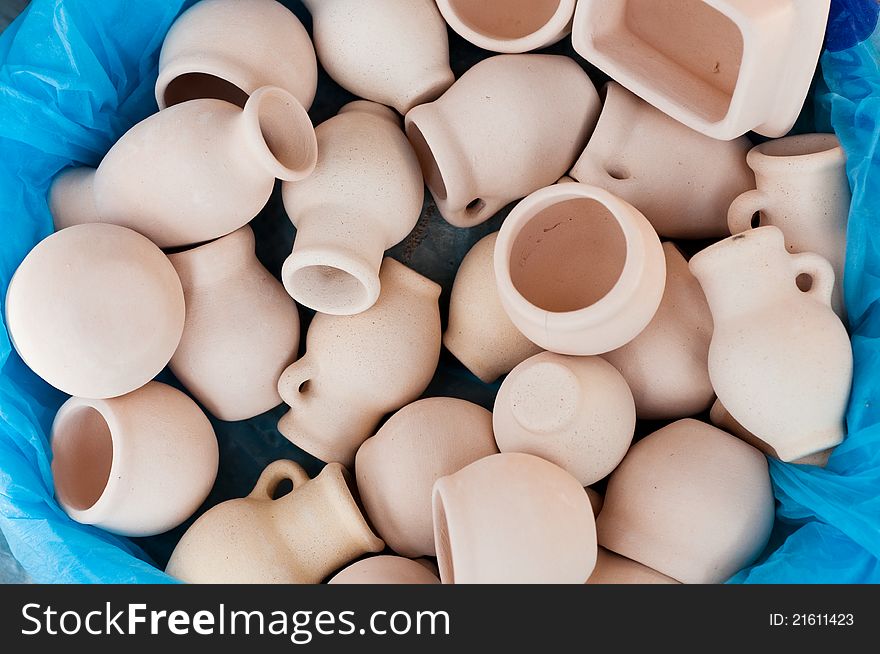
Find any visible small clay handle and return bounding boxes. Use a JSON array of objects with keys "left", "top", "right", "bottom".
[
  {"left": 790, "top": 251, "right": 836, "bottom": 308},
  {"left": 727, "top": 189, "right": 769, "bottom": 235},
  {"left": 249, "top": 460, "right": 311, "bottom": 500}
]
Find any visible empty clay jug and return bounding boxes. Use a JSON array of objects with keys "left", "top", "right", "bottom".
[
  {"left": 405, "top": 54, "right": 600, "bottom": 227},
  {"left": 51, "top": 382, "right": 218, "bottom": 537},
  {"left": 690, "top": 226, "right": 852, "bottom": 462},
  {"left": 328, "top": 556, "right": 440, "bottom": 585},
  {"left": 5, "top": 224, "right": 184, "bottom": 399},
  {"left": 602, "top": 242, "right": 714, "bottom": 420},
  {"left": 51, "top": 87, "right": 317, "bottom": 248},
  {"left": 355, "top": 397, "right": 498, "bottom": 557},
  {"left": 168, "top": 226, "right": 300, "bottom": 422},
  {"left": 156, "top": 0, "right": 317, "bottom": 110},
  {"left": 493, "top": 352, "right": 635, "bottom": 486},
  {"left": 278, "top": 259, "right": 441, "bottom": 466},
  {"left": 495, "top": 183, "right": 666, "bottom": 355},
  {"left": 570, "top": 82, "right": 754, "bottom": 238},
  {"left": 443, "top": 232, "right": 542, "bottom": 383},
  {"left": 166, "top": 460, "right": 384, "bottom": 583},
  {"left": 597, "top": 419, "right": 775, "bottom": 584},
  {"left": 587, "top": 548, "right": 679, "bottom": 585},
  {"left": 281, "top": 102, "right": 423, "bottom": 315},
  {"left": 302, "top": 0, "right": 453, "bottom": 114}
]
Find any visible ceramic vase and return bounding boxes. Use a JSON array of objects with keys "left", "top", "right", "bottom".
[
  {"left": 405, "top": 54, "right": 600, "bottom": 227},
  {"left": 587, "top": 548, "right": 679, "bottom": 585},
  {"left": 51, "top": 382, "right": 218, "bottom": 537},
  {"left": 328, "top": 556, "right": 440, "bottom": 585},
  {"left": 5, "top": 224, "right": 184, "bottom": 399},
  {"left": 166, "top": 460, "right": 384, "bottom": 583},
  {"left": 281, "top": 102, "right": 423, "bottom": 315}
]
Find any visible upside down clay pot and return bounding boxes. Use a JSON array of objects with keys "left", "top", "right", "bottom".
[
  {"left": 587, "top": 548, "right": 679, "bottom": 585},
  {"left": 277, "top": 259, "right": 441, "bottom": 467},
  {"left": 168, "top": 226, "right": 300, "bottom": 422},
  {"left": 51, "top": 382, "right": 218, "bottom": 537},
  {"left": 405, "top": 55, "right": 600, "bottom": 227},
  {"left": 166, "top": 460, "right": 384, "bottom": 584},
  {"left": 597, "top": 419, "right": 774, "bottom": 584},
  {"left": 281, "top": 102, "right": 423, "bottom": 315},
  {"left": 5, "top": 224, "right": 184, "bottom": 399},
  {"left": 690, "top": 226, "right": 852, "bottom": 462},
  {"left": 493, "top": 352, "right": 635, "bottom": 486},
  {"left": 51, "top": 87, "right": 317, "bottom": 248},
  {"left": 328, "top": 556, "right": 440, "bottom": 585},
  {"left": 494, "top": 183, "right": 666, "bottom": 355},
  {"left": 355, "top": 397, "right": 498, "bottom": 558}
]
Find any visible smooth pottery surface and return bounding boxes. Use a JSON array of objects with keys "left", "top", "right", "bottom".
[
  {"left": 587, "top": 548, "right": 679, "bottom": 585},
  {"left": 585, "top": 488, "right": 604, "bottom": 517},
  {"left": 328, "top": 555, "right": 440, "bottom": 585}
]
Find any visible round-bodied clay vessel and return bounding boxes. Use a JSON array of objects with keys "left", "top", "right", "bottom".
[
  {"left": 587, "top": 548, "right": 679, "bottom": 585},
  {"left": 328, "top": 556, "right": 440, "bottom": 585}
]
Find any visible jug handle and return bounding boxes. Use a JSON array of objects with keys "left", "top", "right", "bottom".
[
  {"left": 790, "top": 252, "right": 836, "bottom": 308},
  {"left": 249, "top": 460, "right": 311, "bottom": 500},
  {"left": 728, "top": 189, "right": 769, "bottom": 234}
]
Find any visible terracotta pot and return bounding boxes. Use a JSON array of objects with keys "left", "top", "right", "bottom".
[
  {"left": 602, "top": 242, "right": 714, "bottom": 420},
  {"left": 570, "top": 82, "right": 754, "bottom": 238},
  {"left": 355, "top": 397, "right": 498, "bottom": 557},
  {"left": 166, "top": 460, "right": 384, "bottom": 583},
  {"left": 432, "top": 452, "right": 597, "bottom": 584},
  {"left": 51, "top": 382, "right": 218, "bottom": 537},
  {"left": 571, "top": 0, "right": 831, "bottom": 139},
  {"left": 302, "top": 0, "right": 453, "bottom": 114},
  {"left": 328, "top": 556, "right": 440, "bottom": 585},
  {"left": 587, "top": 548, "right": 679, "bottom": 585},
  {"left": 729, "top": 134, "right": 850, "bottom": 318},
  {"left": 494, "top": 183, "right": 665, "bottom": 355},
  {"left": 443, "top": 232, "right": 541, "bottom": 383},
  {"left": 690, "top": 226, "right": 851, "bottom": 462},
  {"left": 168, "top": 226, "right": 300, "bottom": 422},
  {"left": 405, "top": 55, "right": 599, "bottom": 227},
  {"left": 50, "top": 87, "right": 317, "bottom": 248},
  {"left": 281, "top": 102, "right": 423, "bottom": 315},
  {"left": 155, "top": 0, "right": 317, "bottom": 110},
  {"left": 493, "top": 352, "right": 635, "bottom": 486},
  {"left": 5, "top": 224, "right": 184, "bottom": 399},
  {"left": 278, "top": 259, "right": 441, "bottom": 467},
  {"left": 597, "top": 419, "right": 775, "bottom": 584}
]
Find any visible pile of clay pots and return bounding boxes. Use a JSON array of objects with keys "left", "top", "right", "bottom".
[{"left": 4, "top": 0, "right": 849, "bottom": 584}]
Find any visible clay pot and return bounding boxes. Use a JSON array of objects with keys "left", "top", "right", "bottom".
[
  {"left": 302, "top": 0, "right": 453, "bottom": 114},
  {"left": 166, "top": 460, "right": 384, "bottom": 584},
  {"left": 328, "top": 556, "right": 440, "bottom": 585},
  {"left": 494, "top": 183, "right": 666, "bottom": 355},
  {"left": 168, "top": 226, "right": 300, "bottom": 422},
  {"left": 602, "top": 242, "right": 714, "bottom": 420},
  {"left": 585, "top": 488, "right": 604, "bottom": 517},
  {"left": 155, "top": 0, "right": 317, "bottom": 110},
  {"left": 690, "top": 226, "right": 851, "bottom": 462},
  {"left": 443, "top": 233, "right": 542, "bottom": 383},
  {"left": 436, "top": 0, "right": 575, "bottom": 53},
  {"left": 5, "top": 224, "right": 184, "bottom": 399},
  {"left": 432, "top": 452, "right": 597, "bottom": 584},
  {"left": 597, "top": 419, "right": 775, "bottom": 584},
  {"left": 355, "top": 397, "right": 498, "bottom": 557},
  {"left": 493, "top": 352, "right": 635, "bottom": 486},
  {"left": 51, "top": 382, "right": 218, "bottom": 537},
  {"left": 587, "top": 548, "right": 679, "bottom": 585},
  {"left": 729, "top": 134, "right": 850, "bottom": 318},
  {"left": 405, "top": 54, "right": 600, "bottom": 227},
  {"left": 570, "top": 82, "right": 754, "bottom": 238},
  {"left": 278, "top": 259, "right": 441, "bottom": 467},
  {"left": 50, "top": 87, "right": 317, "bottom": 248},
  {"left": 281, "top": 102, "right": 423, "bottom": 315}
]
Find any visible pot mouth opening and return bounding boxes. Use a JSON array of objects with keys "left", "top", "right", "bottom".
[
  {"left": 52, "top": 405, "right": 114, "bottom": 513},
  {"left": 247, "top": 87, "right": 318, "bottom": 182},
  {"left": 444, "top": 0, "right": 566, "bottom": 41},
  {"left": 163, "top": 72, "right": 249, "bottom": 109},
  {"left": 285, "top": 263, "right": 375, "bottom": 315},
  {"left": 433, "top": 492, "right": 455, "bottom": 584}
]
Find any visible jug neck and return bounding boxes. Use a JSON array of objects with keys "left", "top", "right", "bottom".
[{"left": 167, "top": 225, "right": 256, "bottom": 288}]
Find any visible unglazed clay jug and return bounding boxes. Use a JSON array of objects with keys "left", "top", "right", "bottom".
[
  {"left": 166, "top": 460, "right": 384, "bottom": 584},
  {"left": 493, "top": 352, "right": 635, "bottom": 486},
  {"left": 597, "top": 419, "right": 774, "bottom": 584},
  {"left": 50, "top": 87, "right": 317, "bottom": 248},
  {"left": 405, "top": 54, "right": 600, "bottom": 227},
  {"left": 51, "top": 382, "right": 218, "bottom": 537},
  {"left": 570, "top": 82, "right": 754, "bottom": 238},
  {"left": 433, "top": 453, "right": 597, "bottom": 584},
  {"left": 281, "top": 102, "right": 423, "bottom": 315},
  {"left": 494, "top": 183, "right": 665, "bottom": 355},
  {"left": 5, "top": 224, "right": 184, "bottom": 399},
  {"left": 602, "top": 242, "right": 714, "bottom": 420},
  {"left": 587, "top": 548, "right": 679, "bottom": 585},
  {"left": 278, "top": 259, "right": 441, "bottom": 466},
  {"left": 302, "top": 0, "right": 453, "bottom": 114},
  {"left": 328, "top": 556, "right": 440, "bottom": 585},
  {"left": 355, "top": 397, "right": 498, "bottom": 557},
  {"left": 690, "top": 226, "right": 852, "bottom": 462},
  {"left": 443, "top": 233, "right": 541, "bottom": 383},
  {"left": 729, "top": 134, "right": 850, "bottom": 318},
  {"left": 168, "top": 226, "right": 300, "bottom": 422},
  {"left": 155, "top": 0, "right": 317, "bottom": 110}
]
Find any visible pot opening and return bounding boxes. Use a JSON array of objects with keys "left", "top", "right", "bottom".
[
  {"left": 433, "top": 493, "right": 454, "bottom": 584},
  {"left": 286, "top": 264, "right": 373, "bottom": 315},
  {"left": 447, "top": 0, "right": 563, "bottom": 40},
  {"left": 163, "top": 73, "right": 249, "bottom": 109},
  {"left": 759, "top": 133, "right": 840, "bottom": 158},
  {"left": 52, "top": 405, "right": 113, "bottom": 512},
  {"left": 406, "top": 122, "right": 448, "bottom": 201},
  {"left": 252, "top": 88, "right": 318, "bottom": 181}
]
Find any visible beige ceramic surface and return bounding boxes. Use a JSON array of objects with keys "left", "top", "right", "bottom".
[
  {"left": 585, "top": 488, "right": 604, "bottom": 517},
  {"left": 328, "top": 555, "right": 441, "bottom": 585},
  {"left": 5, "top": 224, "right": 184, "bottom": 399},
  {"left": 587, "top": 548, "right": 679, "bottom": 585}
]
